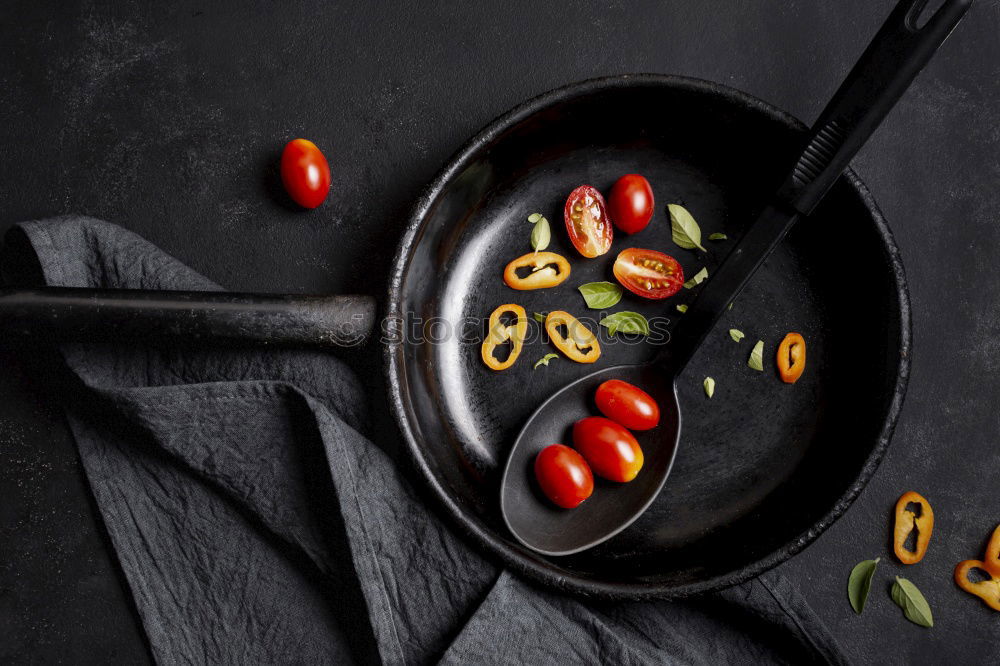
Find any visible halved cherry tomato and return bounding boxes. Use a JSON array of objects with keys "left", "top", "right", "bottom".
[
  {"left": 985, "top": 524, "right": 1000, "bottom": 577},
  {"left": 777, "top": 333, "right": 806, "bottom": 383},
  {"left": 608, "top": 174, "right": 654, "bottom": 234},
  {"left": 612, "top": 248, "right": 684, "bottom": 300},
  {"left": 572, "top": 416, "right": 644, "bottom": 482},
  {"left": 545, "top": 311, "right": 600, "bottom": 363},
  {"left": 594, "top": 379, "right": 660, "bottom": 430},
  {"left": 534, "top": 444, "right": 594, "bottom": 509},
  {"left": 481, "top": 304, "right": 527, "bottom": 371},
  {"left": 564, "top": 185, "right": 613, "bottom": 258},
  {"left": 503, "top": 251, "right": 571, "bottom": 290},
  {"left": 280, "top": 138, "right": 330, "bottom": 209}
]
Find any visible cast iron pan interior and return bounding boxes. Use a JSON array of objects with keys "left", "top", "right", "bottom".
[{"left": 386, "top": 75, "right": 910, "bottom": 598}]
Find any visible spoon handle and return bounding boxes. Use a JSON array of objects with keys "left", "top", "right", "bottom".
[{"left": 664, "top": 0, "right": 972, "bottom": 376}]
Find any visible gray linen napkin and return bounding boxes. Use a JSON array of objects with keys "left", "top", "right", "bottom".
[{"left": 2, "top": 216, "right": 848, "bottom": 665}]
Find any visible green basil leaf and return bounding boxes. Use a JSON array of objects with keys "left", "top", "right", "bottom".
[
  {"left": 729, "top": 329, "right": 745, "bottom": 342},
  {"left": 527, "top": 212, "right": 542, "bottom": 224},
  {"left": 848, "top": 558, "right": 880, "bottom": 614},
  {"left": 600, "top": 311, "right": 650, "bottom": 336},
  {"left": 578, "top": 281, "right": 623, "bottom": 309},
  {"left": 748, "top": 340, "right": 764, "bottom": 371},
  {"left": 703, "top": 376, "right": 715, "bottom": 398},
  {"left": 668, "top": 204, "right": 706, "bottom": 252},
  {"left": 530, "top": 216, "right": 551, "bottom": 251},
  {"left": 533, "top": 353, "right": 559, "bottom": 370},
  {"left": 532, "top": 312, "right": 546, "bottom": 323},
  {"left": 683, "top": 267, "right": 708, "bottom": 289},
  {"left": 708, "top": 232, "right": 727, "bottom": 241},
  {"left": 676, "top": 304, "right": 688, "bottom": 313},
  {"left": 891, "top": 577, "right": 933, "bottom": 627}
]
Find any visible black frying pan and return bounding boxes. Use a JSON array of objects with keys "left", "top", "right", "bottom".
[{"left": 0, "top": 0, "right": 969, "bottom": 599}]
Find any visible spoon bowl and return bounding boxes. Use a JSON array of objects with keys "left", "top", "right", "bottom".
[{"left": 501, "top": 364, "right": 680, "bottom": 555}]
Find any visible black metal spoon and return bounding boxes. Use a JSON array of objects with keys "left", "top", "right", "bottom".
[{"left": 501, "top": 0, "right": 972, "bottom": 556}]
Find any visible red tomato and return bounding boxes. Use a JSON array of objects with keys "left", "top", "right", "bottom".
[
  {"left": 534, "top": 444, "right": 594, "bottom": 508},
  {"left": 612, "top": 248, "right": 684, "bottom": 300},
  {"left": 608, "top": 174, "right": 654, "bottom": 234},
  {"left": 280, "top": 138, "right": 331, "bottom": 209},
  {"left": 572, "top": 417, "right": 644, "bottom": 482},
  {"left": 595, "top": 379, "right": 660, "bottom": 430},
  {"left": 564, "top": 185, "right": 613, "bottom": 258}
]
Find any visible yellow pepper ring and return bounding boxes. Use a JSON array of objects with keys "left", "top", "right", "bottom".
[
  {"left": 481, "top": 304, "right": 527, "bottom": 371},
  {"left": 545, "top": 310, "right": 600, "bottom": 363},
  {"left": 503, "top": 251, "right": 571, "bottom": 290}
]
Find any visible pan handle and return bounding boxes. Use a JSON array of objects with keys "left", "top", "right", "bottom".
[
  {"left": 777, "top": 0, "right": 973, "bottom": 215},
  {"left": 0, "top": 287, "right": 376, "bottom": 348}
]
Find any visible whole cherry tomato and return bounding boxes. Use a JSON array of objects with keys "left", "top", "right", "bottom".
[
  {"left": 534, "top": 444, "right": 594, "bottom": 508},
  {"left": 594, "top": 379, "right": 660, "bottom": 430},
  {"left": 572, "top": 417, "right": 644, "bottom": 482},
  {"left": 613, "top": 248, "right": 684, "bottom": 300},
  {"left": 564, "top": 185, "right": 613, "bottom": 258},
  {"left": 280, "top": 138, "right": 331, "bottom": 209},
  {"left": 608, "top": 174, "right": 654, "bottom": 234}
]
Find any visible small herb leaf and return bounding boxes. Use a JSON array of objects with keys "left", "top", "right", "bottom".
[
  {"left": 668, "top": 204, "right": 706, "bottom": 252},
  {"left": 748, "top": 340, "right": 764, "bottom": 371},
  {"left": 530, "top": 216, "right": 551, "bottom": 251},
  {"left": 527, "top": 212, "right": 542, "bottom": 224},
  {"left": 891, "top": 577, "right": 933, "bottom": 627},
  {"left": 729, "top": 329, "right": 745, "bottom": 342},
  {"left": 708, "top": 233, "right": 728, "bottom": 241},
  {"left": 600, "top": 311, "right": 650, "bottom": 336},
  {"left": 683, "top": 267, "right": 708, "bottom": 289},
  {"left": 533, "top": 353, "right": 559, "bottom": 370},
  {"left": 578, "top": 282, "right": 623, "bottom": 309},
  {"left": 848, "top": 558, "right": 880, "bottom": 615},
  {"left": 703, "top": 376, "right": 715, "bottom": 398},
  {"left": 676, "top": 304, "right": 688, "bottom": 313}
]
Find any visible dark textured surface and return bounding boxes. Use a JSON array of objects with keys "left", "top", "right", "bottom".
[{"left": 1, "top": 0, "right": 998, "bottom": 664}]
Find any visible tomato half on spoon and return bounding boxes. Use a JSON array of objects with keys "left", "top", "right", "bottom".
[
  {"left": 594, "top": 379, "right": 660, "bottom": 430},
  {"left": 564, "top": 185, "right": 613, "bottom": 258},
  {"left": 534, "top": 444, "right": 594, "bottom": 509},
  {"left": 572, "top": 417, "right": 644, "bottom": 483},
  {"left": 613, "top": 248, "right": 684, "bottom": 300}
]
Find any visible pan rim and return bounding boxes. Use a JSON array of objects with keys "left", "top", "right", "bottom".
[{"left": 384, "top": 73, "right": 912, "bottom": 599}]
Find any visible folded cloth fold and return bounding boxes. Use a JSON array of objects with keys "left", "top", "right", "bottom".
[{"left": 2, "top": 216, "right": 847, "bottom": 665}]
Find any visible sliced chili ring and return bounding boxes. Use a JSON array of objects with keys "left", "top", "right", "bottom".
[
  {"left": 777, "top": 332, "right": 806, "bottom": 384},
  {"left": 985, "top": 524, "right": 1000, "bottom": 578},
  {"left": 545, "top": 310, "right": 600, "bottom": 364},
  {"left": 503, "top": 251, "right": 571, "bottom": 290},
  {"left": 893, "top": 491, "right": 934, "bottom": 565},
  {"left": 954, "top": 560, "right": 1000, "bottom": 611},
  {"left": 481, "top": 304, "right": 527, "bottom": 371}
]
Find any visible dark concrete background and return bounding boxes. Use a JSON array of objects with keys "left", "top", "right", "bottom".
[{"left": 2, "top": 0, "right": 999, "bottom": 663}]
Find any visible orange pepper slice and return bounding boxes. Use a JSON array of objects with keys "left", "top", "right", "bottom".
[
  {"left": 481, "top": 304, "right": 527, "bottom": 371},
  {"left": 545, "top": 310, "right": 600, "bottom": 363},
  {"left": 954, "top": 560, "right": 1000, "bottom": 611},
  {"left": 985, "top": 524, "right": 1000, "bottom": 578},
  {"left": 776, "top": 332, "right": 806, "bottom": 383},
  {"left": 893, "top": 491, "right": 934, "bottom": 564},
  {"left": 503, "top": 252, "right": 571, "bottom": 290}
]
